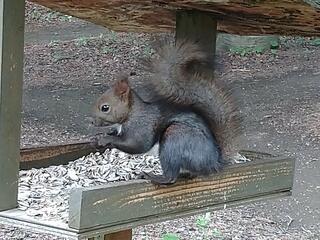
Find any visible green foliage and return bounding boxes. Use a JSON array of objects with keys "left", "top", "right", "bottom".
[
  {"left": 61, "top": 15, "right": 73, "bottom": 22},
  {"left": 108, "top": 31, "right": 119, "bottom": 42},
  {"left": 194, "top": 213, "right": 225, "bottom": 239},
  {"left": 196, "top": 216, "right": 210, "bottom": 229},
  {"left": 159, "top": 213, "right": 225, "bottom": 240},
  {"left": 311, "top": 38, "right": 320, "bottom": 46},
  {"left": 279, "top": 36, "right": 320, "bottom": 49},
  {"left": 75, "top": 37, "right": 89, "bottom": 46},
  {"left": 270, "top": 39, "right": 279, "bottom": 49},
  {"left": 211, "top": 228, "right": 224, "bottom": 238},
  {"left": 254, "top": 46, "right": 265, "bottom": 54},
  {"left": 142, "top": 45, "right": 154, "bottom": 57},
  {"left": 162, "top": 233, "right": 180, "bottom": 240},
  {"left": 229, "top": 39, "right": 281, "bottom": 57},
  {"left": 102, "top": 46, "right": 113, "bottom": 54},
  {"left": 229, "top": 46, "right": 250, "bottom": 56},
  {"left": 229, "top": 45, "right": 267, "bottom": 56},
  {"left": 48, "top": 40, "right": 59, "bottom": 47},
  {"left": 228, "top": 36, "right": 280, "bottom": 56},
  {"left": 271, "top": 49, "right": 277, "bottom": 56},
  {"left": 295, "top": 36, "right": 307, "bottom": 45}
]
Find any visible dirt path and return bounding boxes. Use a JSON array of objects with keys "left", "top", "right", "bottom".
[
  {"left": 25, "top": 22, "right": 108, "bottom": 45},
  {"left": 236, "top": 71, "right": 320, "bottom": 229}
]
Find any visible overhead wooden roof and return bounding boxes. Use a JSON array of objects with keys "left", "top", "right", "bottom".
[{"left": 30, "top": 0, "right": 320, "bottom": 36}]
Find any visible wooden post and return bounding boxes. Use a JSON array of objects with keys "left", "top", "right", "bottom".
[
  {"left": 87, "top": 230, "right": 132, "bottom": 240},
  {"left": 104, "top": 230, "right": 132, "bottom": 240},
  {"left": 0, "top": 0, "right": 25, "bottom": 211},
  {"left": 176, "top": 10, "right": 217, "bottom": 60}
]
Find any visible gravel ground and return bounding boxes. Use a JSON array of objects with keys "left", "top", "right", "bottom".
[
  {"left": 1, "top": 2, "right": 320, "bottom": 240},
  {"left": 25, "top": 2, "right": 79, "bottom": 28}
]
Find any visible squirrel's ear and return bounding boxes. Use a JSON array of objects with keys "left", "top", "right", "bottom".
[{"left": 114, "top": 76, "right": 130, "bottom": 101}]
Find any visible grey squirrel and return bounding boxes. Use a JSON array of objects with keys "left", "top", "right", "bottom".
[
  {"left": 140, "top": 39, "right": 242, "bottom": 161},
  {"left": 91, "top": 74, "right": 223, "bottom": 184}
]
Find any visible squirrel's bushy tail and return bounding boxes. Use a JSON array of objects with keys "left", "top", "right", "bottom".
[{"left": 141, "top": 39, "right": 242, "bottom": 160}]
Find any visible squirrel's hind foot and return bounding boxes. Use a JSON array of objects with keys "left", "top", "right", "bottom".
[
  {"left": 178, "top": 171, "right": 198, "bottom": 181},
  {"left": 139, "top": 172, "right": 177, "bottom": 185}
]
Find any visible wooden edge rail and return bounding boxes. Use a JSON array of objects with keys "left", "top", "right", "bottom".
[
  {"left": 19, "top": 140, "right": 105, "bottom": 169},
  {"left": 68, "top": 152, "right": 295, "bottom": 231},
  {"left": 0, "top": 190, "right": 291, "bottom": 240}
]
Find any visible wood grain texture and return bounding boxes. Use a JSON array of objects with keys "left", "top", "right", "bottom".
[
  {"left": 176, "top": 11, "right": 217, "bottom": 60},
  {"left": 68, "top": 151, "right": 295, "bottom": 230},
  {"left": 104, "top": 229, "right": 132, "bottom": 240},
  {"left": 29, "top": 0, "right": 320, "bottom": 36},
  {"left": 0, "top": 0, "right": 25, "bottom": 211},
  {"left": 20, "top": 140, "right": 101, "bottom": 169}
]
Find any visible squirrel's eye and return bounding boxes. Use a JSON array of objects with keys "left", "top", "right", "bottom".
[{"left": 101, "top": 104, "right": 110, "bottom": 113}]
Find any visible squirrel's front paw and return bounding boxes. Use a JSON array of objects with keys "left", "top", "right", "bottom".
[
  {"left": 106, "top": 123, "right": 123, "bottom": 136},
  {"left": 91, "top": 134, "right": 112, "bottom": 152},
  {"left": 97, "top": 136, "right": 111, "bottom": 147}
]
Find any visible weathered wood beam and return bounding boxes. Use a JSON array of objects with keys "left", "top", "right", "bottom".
[
  {"left": 0, "top": 207, "right": 133, "bottom": 239},
  {"left": 103, "top": 230, "right": 132, "bottom": 240},
  {"left": 68, "top": 151, "right": 295, "bottom": 231},
  {"left": 0, "top": 0, "right": 25, "bottom": 211},
  {"left": 30, "top": 0, "right": 320, "bottom": 36},
  {"left": 0, "top": 209, "right": 79, "bottom": 239},
  {"left": 88, "top": 230, "right": 132, "bottom": 240}
]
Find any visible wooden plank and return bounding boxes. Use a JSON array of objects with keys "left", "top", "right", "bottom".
[
  {"left": 88, "top": 230, "right": 132, "bottom": 240},
  {"left": 20, "top": 140, "right": 101, "bottom": 169},
  {"left": 29, "top": 0, "right": 320, "bottom": 36},
  {"left": 104, "top": 230, "right": 132, "bottom": 240},
  {"left": 0, "top": 191, "right": 290, "bottom": 239},
  {"left": 68, "top": 151, "right": 295, "bottom": 230},
  {"left": 0, "top": 0, "right": 25, "bottom": 211},
  {"left": 0, "top": 209, "right": 78, "bottom": 240},
  {"left": 176, "top": 10, "right": 217, "bottom": 60}
]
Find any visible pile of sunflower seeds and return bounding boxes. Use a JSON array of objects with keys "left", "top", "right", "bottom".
[
  {"left": 17, "top": 148, "right": 250, "bottom": 224},
  {"left": 18, "top": 148, "right": 162, "bottom": 223}
]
